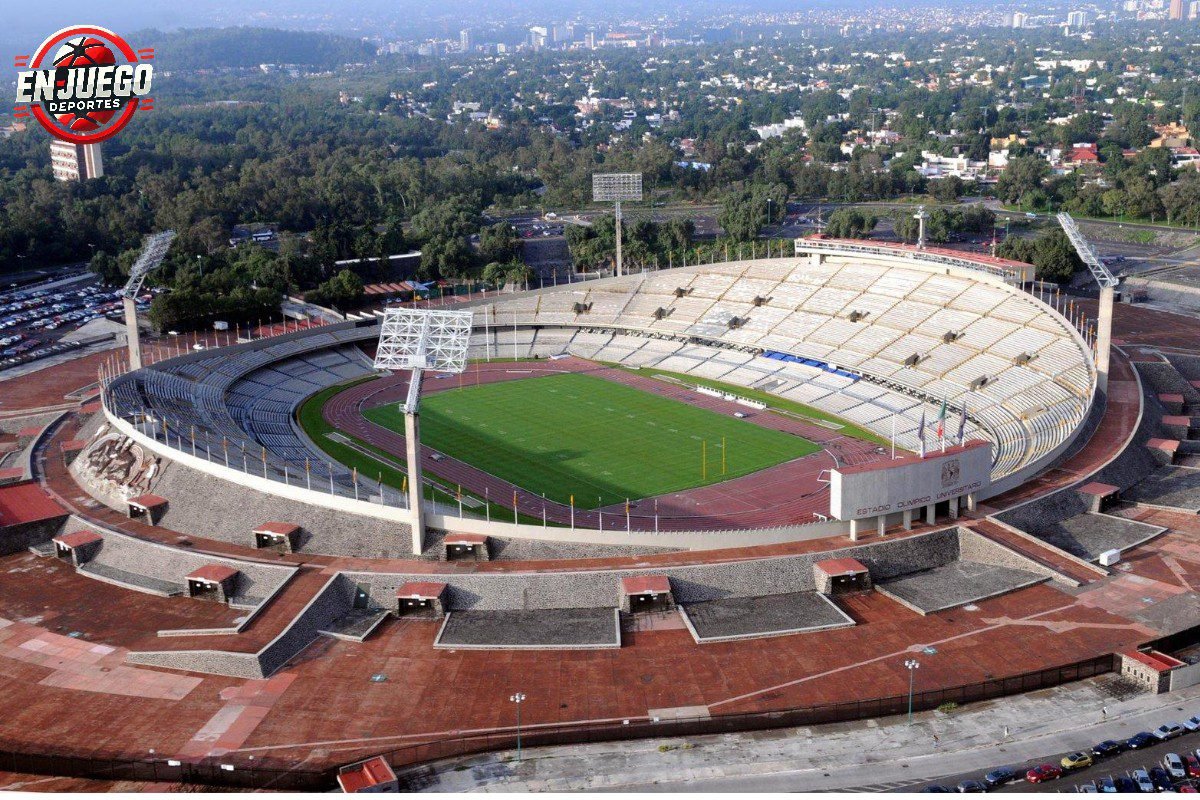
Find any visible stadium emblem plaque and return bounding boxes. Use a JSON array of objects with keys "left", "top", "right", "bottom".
[{"left": 12, "top": 25, "right": 155, "bottom": 144}]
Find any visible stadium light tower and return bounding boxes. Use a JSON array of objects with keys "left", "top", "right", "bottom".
[
  {"left": 914, "top": 205, "right": 929, "bottom": 250},
  {"left": 374, "top": 307, "right": 473, "bottom": 554},
  {"left": 121, "top": 231, "right": 176, "bottom": 370},
  {"left": 592, "top": 172, "right": 643, "bottom": 277},
  {"left": 1056, "top": 212, "right": 1118, "bottom": 393}
]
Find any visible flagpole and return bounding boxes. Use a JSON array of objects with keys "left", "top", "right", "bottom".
[{"left": 891, "top": 413, "right": 896, "bottom": 459}]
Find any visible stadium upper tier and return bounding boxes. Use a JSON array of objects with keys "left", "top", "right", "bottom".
[
  {"left": 475, "top": 250, "right": 1095, "bottom": 483},
  {"left": 101, "top": 245, "right": 1095, "bottom": 513}
]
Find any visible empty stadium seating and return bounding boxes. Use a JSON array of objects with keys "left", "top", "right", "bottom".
[{"left": 102, "top": 249, "right": 1095, "bottom": 503}]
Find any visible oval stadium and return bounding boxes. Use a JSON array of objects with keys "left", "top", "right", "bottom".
[{"left": 2, "top": 236, "right": 1199, "bottom": 791}]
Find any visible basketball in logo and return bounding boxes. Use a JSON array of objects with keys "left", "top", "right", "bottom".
[
  {"left": 13, "top": 25, "right": 156, "bottom": 144},
  {"left": 51, "top": 36, "right": 118, "bottom": 131}
]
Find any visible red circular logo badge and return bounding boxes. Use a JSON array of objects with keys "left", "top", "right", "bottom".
[{"left": 14, "top": 25, "right": 155, "bottom": 144}]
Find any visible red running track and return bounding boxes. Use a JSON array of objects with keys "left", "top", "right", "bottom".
[{"left": 322, "top": 357, "right": 887, "bottom": 531}]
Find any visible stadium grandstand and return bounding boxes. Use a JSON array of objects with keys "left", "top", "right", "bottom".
[{"left": 99, "top": 239, "right": 1096, "bottom": 550}]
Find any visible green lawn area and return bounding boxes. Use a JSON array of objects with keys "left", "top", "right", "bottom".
[
  {"left": 363, "top": 372, "right": 819, "bottom": 508},
  {"left": 609, "top": 364, "right": 891, "bottom": 448}
]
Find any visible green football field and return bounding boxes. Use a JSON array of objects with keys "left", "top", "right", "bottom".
[{"left": 362, "top": 372, "right": 819, "bottom": 508}]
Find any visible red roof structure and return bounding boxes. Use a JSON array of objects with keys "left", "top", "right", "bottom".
[
  {"left": 187, "top": 565, "right": 239, "bottom": 584},
  {"left": 1123, "top": 649, "right": 1185, "bottom": 672},
  {"left": 814, "top": 558, "right": 869, "bottom": 577},
  {"left": 0, "top": 481, "right": 67, "bottom": 527},
  {"left": 337, "top": 756, "right": 397, "bottom": 793},
  {"left": 395, "top": 581, "right": 448, "bottom": 599},
  {"left": 621, "top": 575, "right": 671, "bottom": 595},
  {"left": 128, "top": 493, "right": 168, "bottom": 510},
  {"left": 253, "top": 522, "right": 300, "bottom": 537},
  {"left": 1068, "top": 145, "right": 1099, "bottom": 163},
  {"left": 1078, "top": 482, "right": 1119, "bottom": 498},
  {"left": 53, "top": 530, "right": 103, "bottom": 548},
  {"left": 444, "top": 533, "right": 488, "bottom": 546}
]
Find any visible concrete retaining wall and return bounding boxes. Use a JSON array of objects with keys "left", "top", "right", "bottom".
[{"left": 344, "top": 527, "right": 962, "bottom": 611}]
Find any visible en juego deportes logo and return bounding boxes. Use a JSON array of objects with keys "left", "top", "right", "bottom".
[{"left": 13, "top": 25, "right": 154, "bottom": 144}]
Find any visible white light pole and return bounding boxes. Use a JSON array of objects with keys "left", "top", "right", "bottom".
[
  {"left": 510, "top": 692, "right": 526, "bottom": 762},
  {"left": 905, "top": 659, "right": 920, "bottom": 724},
  {"left": 593, "top": 173, "right": 642, "bottom": 277}
]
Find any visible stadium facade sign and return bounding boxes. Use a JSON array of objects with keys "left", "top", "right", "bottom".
[
  {"left": 12, "top": 25, "right": 154, "bottom": 144},
  {"left": 829, "top": 440, "right": 992, "bottom": 521}
]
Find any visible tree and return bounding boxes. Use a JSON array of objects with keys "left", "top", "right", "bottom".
[
  {"left": 478, "top": 222, "right": 520, "bottom": 265},
  {"left": 89, "top": 250, "right": 123, "bottom": 286},
  {"left": 418, "top": 234, "right": 476, "bottom": 281},
  {"left": 996, "top": 156, "right": 1051, "bottom": 206},
  {"left": 484, "top": 259, "right": 533, "bottom": 290},
  {"left": 824, "top": 208, "right": 877, "bottom": 239},
  {"left": 718, "top": 184, "right": 788, "bottom": 242},
  {"left": 1031, "top": 230, "right": 1083, "bottom": 283},
  {"left": 305, "top": 269, "right": 363, "bottom": 310},
  {"left": 999, "top": 231, "right": 1082, "bottom": 283},
  {"left": 930, "top": 175, "right": 965, "bottom": 203},
  {"left": 1160, "top": 171, "right": 1200, "bottom": 226}
]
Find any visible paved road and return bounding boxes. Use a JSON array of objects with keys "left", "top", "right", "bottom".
[
  {"left": 916, "top": 727, "right": 1200, "bottom": 792},
  {"left": 404, "top": 681, "right": 1200, "bottom": 793}
]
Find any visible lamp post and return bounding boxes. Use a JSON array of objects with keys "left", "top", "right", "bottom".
[
  {"left": 510, "top": 692, "right": 526, "bottom": 762},
  {"left": 905, "top": 659, "right": 920, "bottom": 724}
]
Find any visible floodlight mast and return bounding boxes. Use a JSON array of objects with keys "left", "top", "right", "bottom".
[
  {"left": 1056, "top": 213, "right": 1118, "bottom": 393},
  {"left": 914, "top": 206, "right": 929, "bottom": 250},
  {"left": 120, "top": 231, "right": 176, "bottom": 371},
  {"left": 374, "top": 308, "right": 473, "bottom": 554},
  {"left": 592, "top": 173, "right": 643, "bottom": 277}
]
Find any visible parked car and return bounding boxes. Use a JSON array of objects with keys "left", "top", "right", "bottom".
[
  {"left": 1149, "top": 766, "right": 1174, "bottom": 791},
  {"left": 1027, "top": 764, "right": 1063, "bottom": 783},
  {"left": 1166, "top": 754, "right": 1188, "bottom": 780},
  {"left": 1153, "top": 723, "right": 1185, "bottom": 741},
  {"left": 1186, "top": 754, "right": 1200, "bottom": 779},
  {"left": 983, "top": 767, "right": 1018, "bottom": 788},
  {"left": 920, "top": 785, "right": 953, "bottom": 793},
  {"left": 1092, "top": 740, "right": 1125, "bottom": 758},
  {"left": 1098, "top": 776, "right": 1118, "bottom": 793},
  {"left": 1184, "top": 716, "right": 1200, "bottom": 732},
  {"left": 1114, "top": 776, "right": 1139, "bottom": 793},
  {"left": 1127, "top": 732, "right": 1157, "bottom": 749},
  {"left": 1078, "top": 781, "right": 1099, "bottom": 792},
  {"left": 1132, "top": 769, "right": 1155, "bottom": 793},
  {"left": 956, "top": 779, "right": 986, "bottom": 793},
  {"left": 1063, "top": 752, "right": 1094, "bottom": 770},
  {"left": 1179, "top": 782, "right": 1199, "bottom": 793}
]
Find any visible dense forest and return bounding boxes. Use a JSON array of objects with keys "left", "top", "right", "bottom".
[{"left": 3, "top": 22, "right": 1200, "bottom": 327}]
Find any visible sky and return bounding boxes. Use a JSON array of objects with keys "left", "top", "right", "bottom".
[{"left": 0, "top": 0, "right": 991, "bottom": 56}]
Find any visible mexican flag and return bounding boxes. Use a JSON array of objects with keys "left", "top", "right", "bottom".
[{"left": 935, "top": 398, "right": 947, "bottom": 441}]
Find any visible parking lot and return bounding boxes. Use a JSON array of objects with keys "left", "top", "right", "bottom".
[
  {"left": 0, "top": 271, "right": 140, "bottom": 372},
  {"left": 919, "top": 714, "right": 1200, "bottom": 792}
]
